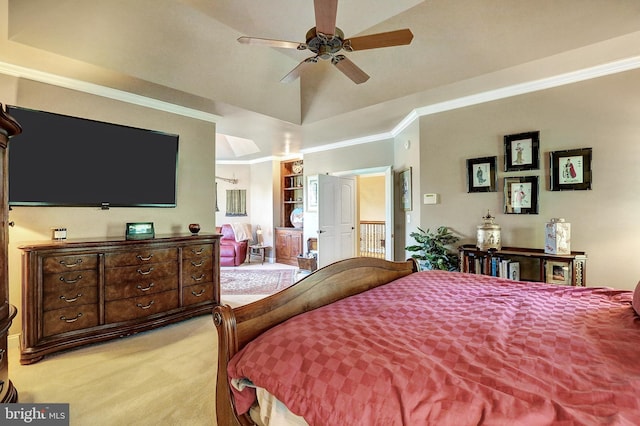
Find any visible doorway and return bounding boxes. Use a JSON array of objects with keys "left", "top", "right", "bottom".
[{"left": 332, "top": 166, "right": 393, "bottom": 262}]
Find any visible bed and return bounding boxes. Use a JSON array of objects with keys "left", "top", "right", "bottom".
[{"left": 214, "top": 257, "right": 640, "bottom": 425}]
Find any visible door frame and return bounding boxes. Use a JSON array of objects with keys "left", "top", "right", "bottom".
[{"left": 333, "top": 165, "right": 394, "bottom": 261}]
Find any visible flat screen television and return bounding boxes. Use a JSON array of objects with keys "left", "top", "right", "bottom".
[{"left": 7, "top": 105, "right": 179, "bottom": 207}]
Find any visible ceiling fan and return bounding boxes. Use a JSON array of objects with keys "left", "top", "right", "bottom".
[{"left": 237, "top": 0, "right": 414, "bottom": 84}]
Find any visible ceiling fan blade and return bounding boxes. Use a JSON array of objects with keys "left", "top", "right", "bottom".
[
  {"left": 344, "top": 29, "right": 414, "bottom": 51},
  {"left": 281, "top": 57, "right": 318, "bottom": 83},
  {"left": 314, "top": 0, "right": 338, "bottom": 35},
  {"left": 238, "top": 36, "right": 306, "bottom": 50},
  {"left": 332, "top": 55, "right": 369, "bottom": 84}
]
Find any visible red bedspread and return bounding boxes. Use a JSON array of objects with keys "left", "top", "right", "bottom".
[{"left": 228, "top": 271, "right": 640, "bottom": 425}]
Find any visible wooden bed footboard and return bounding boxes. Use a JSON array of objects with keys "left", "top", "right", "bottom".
[{"left": 213, "top": 257, "right": 418, "bottom": 426}]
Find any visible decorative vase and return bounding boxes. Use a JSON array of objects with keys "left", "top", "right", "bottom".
[
  {"left": 188, "top": 223, "right": 200, "bottom": 234},
  {"left": 545, "top": 218, "right": 570, "bottom": 254},
  {"left": 476, "top": 211, "right": 501, "bottom": 251}
]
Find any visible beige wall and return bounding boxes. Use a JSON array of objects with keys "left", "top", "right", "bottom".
[
  {"left": 359, "top": 175, "right": 385, "bottom": 221},
  {"left": 2, "top": 78, "right": 216, "bottom": 334},
  {"left": 394, "top": 120, "right": 421, "bottom": 260},
  {"left": 414, "top": 68, "right": 640, "bottom": 289}
]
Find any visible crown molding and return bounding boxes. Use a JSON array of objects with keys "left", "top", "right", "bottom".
[
  {"left": 0, "top": 61, "right": 221, "bottom": 123},
  {"left": 3, "top": 55, "right": 639, "bottom": 165}
]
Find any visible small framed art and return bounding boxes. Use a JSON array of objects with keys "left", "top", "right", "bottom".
[
  {"left": 504, "top": 131, "right": 540, "bottom": 172},
  {"left": 466, "top": 156, "right": 497, "bottom": 193},
  {"left": 400, "top": 167, "right": 412, "bottom": 211},
  {"left": 504, "top": 176, "right": 539, "bottom": 214},
  {"left": 550, "top": 148, "right": 592, "bottom": 191},
  {"left": 306, "top": 175, "right": 318, "bottom": 211},
  {"left": 545, "top": 260, "right": 572, "bottom": 285}
]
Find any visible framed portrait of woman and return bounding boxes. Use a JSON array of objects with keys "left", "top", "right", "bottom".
[{"left": 504, "top": 176, "right": 539, "bottom": 214}]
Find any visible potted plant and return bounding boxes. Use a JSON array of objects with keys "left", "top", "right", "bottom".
[{"left": 406, "top": 226, "right": 460, "bottom": 271}]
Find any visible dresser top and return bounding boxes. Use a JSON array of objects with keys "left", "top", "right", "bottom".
[{"left": 18, "top": 233, "right": 221, "bottom": 252}]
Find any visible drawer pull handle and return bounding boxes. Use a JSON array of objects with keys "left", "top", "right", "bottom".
[
  {"left": 60, "top": 259, "right": 83, "bottom": 268},
  {"left": 136, "top": 283, "right": 155, "bottom": 292},
  {"left": 60, "top": 293, "right": 82, "bottom": 303},
  {"left": 191, "top": 289, "right": 206, "bottom": 297},
  {"left": 136, "top": 254, "right": 154, "bottom": 261},
  {"left": 191, "top": 260, "right": 205, "bottom": 267},
  {"left": 191, "top": 248, "right": 205, "bottom": 255},
  {"left": 0, "top": 380, "right": 4, "bottom": 393},
  {"left": 136, "top": 301, "right": 155, "bottom": 310},
  {"left": 59, "top": 275, "right": 82, "bottom": 284},
  {"left": 137, "top": 267, "right": 155, "bottom": 275},
  {"left": 191, "top": 274, "right": 205, "bottom": 282},
  {"left": 60, "top": 313, "right": 83, "bottom": 323},
  {"left": 0, "top": 349, "right": 5, "bottom": 362}
]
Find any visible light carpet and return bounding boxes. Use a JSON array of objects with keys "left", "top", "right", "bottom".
[
  {"left": 220, "top": 269, "right": 295, "bottom": 295},
  {"left": 9, "top": 315, "right": 217, "bottom": 425}
]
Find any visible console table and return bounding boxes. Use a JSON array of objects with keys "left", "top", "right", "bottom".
[
  {"left": 19, "top": 233, "right": 220, "bottom": 364},
  {"left": 459, "top": 244, "right": 587, "bottom": 286}
]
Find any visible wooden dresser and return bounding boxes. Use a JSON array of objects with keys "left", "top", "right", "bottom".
[
  {"left": 0, "top": 104, "right": 20, "bottom": 402},
  {"left": 19, "top": 233, "right": 220, "bottom": 364}
]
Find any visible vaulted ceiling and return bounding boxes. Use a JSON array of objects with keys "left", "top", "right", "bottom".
[{"left": 3, "top": 0, "right": 640, "bottom": 161}]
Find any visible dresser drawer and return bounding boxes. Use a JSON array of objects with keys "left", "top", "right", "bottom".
[
  {"left": 43, "top": 306, "right": 99, "bottom": 337},
  {"left": 182, "top": 256, "right": 213, "bottom": 284},
  {"left": 43, "top": 269, "right": 98, "bottom": 291},
  {"left": 43, "top": 254, "right": 99, "bottom": 274},
  {"left": 104, "top": 261, "right": 177, "bottom": 285},
  {"left": 43, "top": 285, "right": 99, "bottom": 311},
  {"left": 105, "top": 275, "right": 177, "bottom": 301},
  {"left": 182, "top": 244, "right": 213, "bottom": 260},
  {"left": 105, "top": 247, "right": 177, "bottom": 268},
  {"left": 182, "top": 282, "right": 214, "bottom": 306},
  {"left": 105, "top": 290, "right": 179, "bottom": 323}
]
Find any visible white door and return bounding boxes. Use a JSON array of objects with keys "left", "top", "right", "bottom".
[{"left": 317, "top": 174, "right": 356, "bottom": 267}]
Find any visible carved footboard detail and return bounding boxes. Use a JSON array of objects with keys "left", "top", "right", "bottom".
[
  {"left": 214, "top": 257, "right": 418, "bottom": 425},
  {"left": 214, "top": 305, "right": 254, "bottom": 426}
]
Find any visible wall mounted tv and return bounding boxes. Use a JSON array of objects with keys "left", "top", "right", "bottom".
[{"left": 7, "top": 105, "right": 179, "bottom": 207}]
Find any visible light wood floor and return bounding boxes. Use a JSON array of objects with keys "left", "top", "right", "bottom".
[{"left": 8, "top": 262, "right": 299, "bottom": 426}]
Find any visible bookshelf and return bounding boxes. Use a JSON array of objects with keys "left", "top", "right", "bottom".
[
  {"left": 280, "top": 159, "right": 304, "bottom": 228},
  {"left": 458, "top": 244, "right": 587, "bottom": 286},
  {"left": 276, "top": 159, "right": 304, "bottom": 266}
]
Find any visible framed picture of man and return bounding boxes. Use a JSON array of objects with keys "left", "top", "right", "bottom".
[
  {"left": 550, "top": 148, "right": 592, "bottom": 191},
  {"left": 504, "top": 131, "right": 540, "bottom": 172},
  {"left": 466, "top": 156, "right": 497, "bottom": 193}
]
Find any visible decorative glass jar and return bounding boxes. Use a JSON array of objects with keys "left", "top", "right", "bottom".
[{"left": 476, "top": 211, "right": 501, "bottom": 251}]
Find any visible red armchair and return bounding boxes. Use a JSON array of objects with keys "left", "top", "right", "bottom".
[{"left": 217, "top": 224, "right": 249, "bottom": 266}]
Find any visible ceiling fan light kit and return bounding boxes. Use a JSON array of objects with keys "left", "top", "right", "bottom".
[{"left": 237, "top": 0, "right": 413, "bottom": 84}]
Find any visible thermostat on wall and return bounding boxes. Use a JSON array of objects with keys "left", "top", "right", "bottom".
[
  {"left": 126, "top": 222, "right": 155, "bottom": 240},
  {"left": 423, "top": 193, "right": 439, "bottom": 205}
]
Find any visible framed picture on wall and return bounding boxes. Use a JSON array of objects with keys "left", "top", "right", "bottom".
[
  {"left": 504, "top": 131, "right": 540, "bottom": 172},
  {"left": 400, "top": 167, "right": 412, "bottom": 211},
  {"left": 467, "top": 156, "right": 497, "bottom": 192},
  {"left": 549, "top": 148, "right": 592, "bottom": 191},
  {"left": 504, "top": 176, "right": 539, "bottom": 214},
  {"left": 307, "top": 175, "right": 318, "bottom": 211}
]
